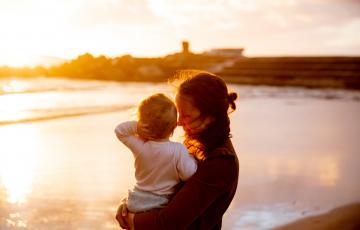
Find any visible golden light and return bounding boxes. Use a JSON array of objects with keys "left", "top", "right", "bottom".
[
  {"left": 0, "top": 54, "right": 43, "bottom": 68},
  {"left": 2, "top": 80, "right": 26, "bottom": 93},
  {"left": 264, "top": 153, "right": 339, "bottom": 187},
  {"left": 0, "top": 124, "right": 41, "bottom": 204},
  {"left": 0, "top": 0, "right": 78, "bottom": 67},
  {"left": 318, "top": 155, "right": 339, "bottom": 187},
  {"left": 0, "top": 0, "right": 167, "bottom": 67},
  {"left": 0, "top": 79, "right": 42, "bottom": 123},
  {"left": 0, "top": 96, "right": 32, "bottom": 123}
]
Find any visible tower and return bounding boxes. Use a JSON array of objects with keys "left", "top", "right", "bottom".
[{"left": 182, "top": 41, "right": 189, "bottom": 54}]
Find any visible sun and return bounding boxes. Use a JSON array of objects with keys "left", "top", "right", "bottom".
[
  {"left": 0, "top": 54, "right": 42, "bottom": 67},
  {"left": 0, "top": 0, "right": 77, "bottom": 67}
]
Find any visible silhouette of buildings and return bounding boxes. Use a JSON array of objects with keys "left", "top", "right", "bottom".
[
  {"left": 1, "top": 41, "right": 360, "bottom": 89},
  {"left": 205, "top": 48, "right": 244, "bottom": 58}
]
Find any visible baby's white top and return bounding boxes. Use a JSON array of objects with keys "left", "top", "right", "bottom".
[{"left": 115, "top": 121, "right": 197, "bottom": 195}]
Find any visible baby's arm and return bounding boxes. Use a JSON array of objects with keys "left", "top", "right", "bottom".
[
  {"left": 115, "top": 121, "right": 138, "bottom": 139},
  {"left": 176, "top": 144, "right": 197, "bottom": 181},
  {"left": 115, "top": 121, "right": 144, "bottom": 154}
]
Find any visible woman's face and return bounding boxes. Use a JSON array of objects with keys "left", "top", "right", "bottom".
[{"left": 175, "top": 94, "right": 201, "bottom": 134}]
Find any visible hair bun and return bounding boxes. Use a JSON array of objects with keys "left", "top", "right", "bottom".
[
  {"left": 228, "top": 92, "right": 237, "bottom": 101},
  {"left": 227, "top": 92, "right": 238, "bottom": 111}
]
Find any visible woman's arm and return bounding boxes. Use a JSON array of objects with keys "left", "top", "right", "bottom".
[{"left": 134, "top": 156, "right": 237, "bottom": 229}]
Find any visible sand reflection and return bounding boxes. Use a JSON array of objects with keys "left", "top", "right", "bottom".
[
  {"left": 318, "top": 155, "right": 339, "bottom": 187},
  {"left": 0, "top": 124, "right": 40, "bottom": 204},
  {"left": 261, "top": 153, "right": 339, "bottom": 187}
]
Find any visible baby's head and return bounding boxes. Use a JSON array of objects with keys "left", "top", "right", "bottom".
[{"left": 137, "top": 93, "right": 177, "bottom": 140}]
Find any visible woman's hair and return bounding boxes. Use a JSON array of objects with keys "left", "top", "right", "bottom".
[
  {"left": 172, "top": 70, "right": 238, "bottom": 160},
  {"left": 138, "top": 93, "right": 177, "bottom": 140}
]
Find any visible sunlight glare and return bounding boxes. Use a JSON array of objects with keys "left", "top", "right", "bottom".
[
  {"left": 2, "top": 80, "right": 26, "bottom": 93},
  {"left": 318, "top": 155, "right": 339, "bottom": 187},
  {"left": 265, "top": 154, "right": 339, "bottom": 187},
  {"left": 0, "top": 94, "right": 33, "bottom": 122},
  {"left": 0, "top": 124, "right": 40, "bottom": 204},
  {"left": 0, "top": 0, "right": 76, "bottom": 67}
]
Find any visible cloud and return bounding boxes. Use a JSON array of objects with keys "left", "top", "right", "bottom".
[
  {"left": 69, "top": 0, "right": 162, "bottom": 28},
  {"left": 322, "top": 18, "right": 360, "bottom": 48},
  {"left": 0, "top": 0, "right": 359, "bottom": 60}
]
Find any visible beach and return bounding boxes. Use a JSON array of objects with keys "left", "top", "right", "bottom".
[
  {"left": 1, "top": 78, "right": 360, "bottom": 229},
  {"left": 274, "top": 203, "right": 360, "bottom": 230}
]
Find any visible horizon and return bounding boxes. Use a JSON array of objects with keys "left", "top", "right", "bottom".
[
  {"left": 1, "top": 0, "right": 360, "bottom": 67},
  {"left": 2, "top": 49, "right": 360, "bottom": 68}
]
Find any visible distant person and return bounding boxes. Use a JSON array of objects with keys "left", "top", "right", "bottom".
[
  {"left": 116, "top": 70, "right": 239, "bottom": 230},
  {"left": 114, "top": 93, "right": 197, "bottom": 213}
]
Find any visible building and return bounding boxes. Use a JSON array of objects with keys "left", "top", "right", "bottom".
[{"left": 205, "top": 48, "right": 244, "bottom": 58}]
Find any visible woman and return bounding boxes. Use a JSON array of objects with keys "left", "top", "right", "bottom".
[{"left": 116, "top": 70, "right": 239, "bottom": 230}]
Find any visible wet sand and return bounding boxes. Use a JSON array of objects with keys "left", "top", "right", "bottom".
[
  {"left": 274, "top": 203, "right": 360, "bottom": 230},
  {"left": 1, "top": 96, "right": 360, "bottom": 229},
  {"left": 219, "top": 97, "right": 360, "bottom": 229}
]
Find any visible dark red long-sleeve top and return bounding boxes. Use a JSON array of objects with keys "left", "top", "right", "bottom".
[{"left": 134, "top": 139, "right": 239, "bottom": 230}]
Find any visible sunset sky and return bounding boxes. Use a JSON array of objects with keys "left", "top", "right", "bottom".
[{"left": 0, "top": 0, "right": 359, "bottom": 66}]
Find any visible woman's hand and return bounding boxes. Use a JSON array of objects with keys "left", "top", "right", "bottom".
[
  {"left": 128, "top": 213, "right": 135, "bottom": 230},
  {"left": 115, "top": 200, "right": 134, "bottom": 229}
]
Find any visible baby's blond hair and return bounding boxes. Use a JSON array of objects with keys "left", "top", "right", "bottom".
[{"left": 138, "top": 93, "right": 177, "bottom": 140}]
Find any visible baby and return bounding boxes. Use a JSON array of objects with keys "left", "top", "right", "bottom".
[{"left": 115, "top": 93, "right": 197, "bottom": 213}]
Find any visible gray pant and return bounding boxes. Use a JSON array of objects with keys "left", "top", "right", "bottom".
[{"left": 127, "top": 189, "right": 170, "bottom": 213}]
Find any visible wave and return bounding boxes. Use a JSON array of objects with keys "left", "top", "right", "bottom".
[
  {"left": 1, "top": 78, "right": 360, "bottom": 127},
  {"left": 0, "top": 105, "right": 134, "bottom": 126},
  {"left": 0, "top": 85, "right": 105, "bottom": 95},
  {"left": 0, "top": 77, "right": 111, "bottom": 95}
]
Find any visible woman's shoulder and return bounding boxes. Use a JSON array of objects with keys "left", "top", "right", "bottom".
[
  {"left": 204, "top": 139, "right": 238, "bottom": 169},
  {"left": 195, "top": 154, "right": 238, "bottom": 189},
  {"left": 207, "top": 139, "right": 237, "bottom": 159}
]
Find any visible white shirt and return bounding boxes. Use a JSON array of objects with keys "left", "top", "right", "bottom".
[{"left": 115, "top": 121, "right": 197, "bottom": 195}]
